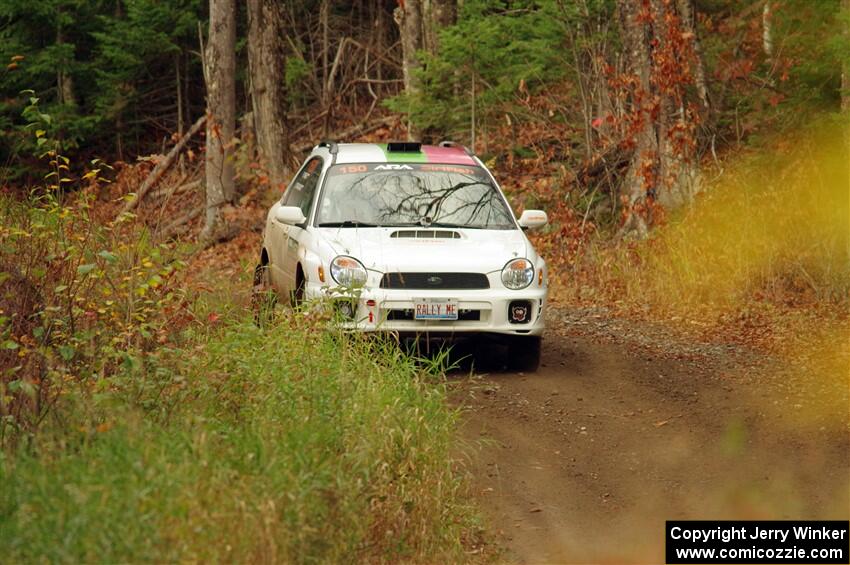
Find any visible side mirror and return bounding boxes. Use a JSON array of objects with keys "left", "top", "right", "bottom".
[
  {"left": 275, "top": 205, "right": 307, "bottom": 225},
  {"left": 518, "top": 209, "right": 548, "bottom": 230}
]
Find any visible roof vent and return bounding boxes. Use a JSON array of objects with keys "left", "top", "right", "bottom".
[{"left": 387, "top": 141, "right": 422, "bottom": 153}]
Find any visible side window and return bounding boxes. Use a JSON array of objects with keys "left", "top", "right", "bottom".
[{"left": 283, "top": 157, "right": 323, "bottom": 218}]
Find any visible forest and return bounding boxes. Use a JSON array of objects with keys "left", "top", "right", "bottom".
[{"left": 0, "top": 0, "right": 848, "bottom": 562}]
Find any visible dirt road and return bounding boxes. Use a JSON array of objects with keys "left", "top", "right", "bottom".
[{"left": 452, "top": 308, "right": 849, "bottom": 564}]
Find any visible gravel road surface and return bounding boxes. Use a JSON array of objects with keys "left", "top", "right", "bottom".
[{"left": 451, "top": 308, "right": 849, "bottom": 563}]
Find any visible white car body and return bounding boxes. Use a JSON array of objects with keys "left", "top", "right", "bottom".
[{"left": 259, "top": 142, "right": 549, "bottom": 339}]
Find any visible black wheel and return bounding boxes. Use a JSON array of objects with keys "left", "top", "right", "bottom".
[
  {"left": 290, "top": 270, "right": 305, "bottom": 308},
  {"left": 506, "top": 336, "right": 542, "bottom": 372},
  {"left": 251, "top": 263, "right": 277, "bottom": 326}
]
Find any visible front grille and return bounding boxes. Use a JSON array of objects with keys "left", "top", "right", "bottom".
[
  {"left": 386, "top": 309, "right": 481, "bottom": 321},
  {"left": 380, "top": 272, "right": 490, "bottom": 290}
]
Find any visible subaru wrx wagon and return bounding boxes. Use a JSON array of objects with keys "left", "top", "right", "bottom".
[{"left": 253, "top": 141, "right": 549, "bottom": 370}]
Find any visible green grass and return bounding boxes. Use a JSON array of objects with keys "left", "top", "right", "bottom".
[
  {"left": 0, "top": 314, "right": 477, "bottom": 563},
  {"left": 0, "top": 189, "right": 479, "bottom": 562}
]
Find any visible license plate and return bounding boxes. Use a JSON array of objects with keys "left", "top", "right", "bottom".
[{"left": 414, "top": 298, "right": 458, "bottom": 320}]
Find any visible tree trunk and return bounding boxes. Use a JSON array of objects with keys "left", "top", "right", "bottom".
[
  {"left": 651, "top": 0, "right": 696, "bottom": 211},
  {"left": 247, "top": 0, "right": 290, "bottom": 193},
  {"left": 423, "top": 0, "right": 456, "bottom": 53},
  {"left": 202, "top": 0, "right": 236, "bottom": 241},
  {"left": 616, "top": 0, "right": 701, "bottom": 235},
  {"left": 617, "top": 0, "right": 656, "bottom": 236},
  {"left": 320, "top": 0, "right": 331, "bottom": 128},
  {"left": 432, "top": 0, "right": 456, "bottom": 29},
  {"left": 175, "top": 54, "right": 185, "bottom": 175},
  {"left": 677, "top": 0, "right": 710, "bottom": 114},
  {"left": 762, "top": 0, "right": 773, "bottom": 60},
  {"left": 394, "top": 0, "right": 424, "bottom": 140},
  {"left": 56, "top": 24, "right": 76, "bottom": 107}
]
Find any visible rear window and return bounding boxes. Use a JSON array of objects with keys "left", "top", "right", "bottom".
[{"left": 316, "top": 163, "right": 516, "bottom": 230}]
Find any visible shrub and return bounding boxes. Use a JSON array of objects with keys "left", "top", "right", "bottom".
[{"left": 0, "top": 184, "right": 189, "bottom": 446}]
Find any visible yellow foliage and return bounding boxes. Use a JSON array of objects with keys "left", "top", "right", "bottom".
[
  {"left": 633, "top": 128, "right": 848, "bottom": 315},
  {"left": 572, "top": 125, "right": 850, "bottom": 429}
]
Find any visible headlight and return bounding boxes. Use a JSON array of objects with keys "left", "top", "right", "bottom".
[
  {"left": 330, "top": 255, "right": 368, "bottom": 287},
  {"left": 501, "top": 258, "right": 534, "bottom": 290}
]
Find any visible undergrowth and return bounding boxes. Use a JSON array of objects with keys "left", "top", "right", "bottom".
[
  {"left": 1, "top": 314, "right": 475, "bottom": 562},
  {"left": 545, "top": 123, "right": 850, "bottom": 428},
  {"left": 557, "top": 124, "right": 849, "bottom": 326},
  {"left": 0, "top": 185, "right": 479, "bottom": 561}
]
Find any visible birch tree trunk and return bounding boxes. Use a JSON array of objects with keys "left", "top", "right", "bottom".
[
  {"left": 762, "top": 0, "right": 774, "bottom": 60},
  {"left": 202, "top": 0, "right": 236, "bottom": 241},
  {"left": 247, "top": 0, "right": 290, "bottom": 192}
]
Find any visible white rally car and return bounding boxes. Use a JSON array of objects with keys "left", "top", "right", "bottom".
[{"left": 253, "top": 141, "right": 549, "bottom": 370}]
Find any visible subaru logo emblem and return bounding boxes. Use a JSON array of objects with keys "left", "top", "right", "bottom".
[{"left": 427, "top": 275, "right": 442, "bottom": 285}]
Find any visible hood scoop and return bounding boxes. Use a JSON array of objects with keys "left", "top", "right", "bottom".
[{"left": 390, "top": 229, "right": 461, "bottom": 239}]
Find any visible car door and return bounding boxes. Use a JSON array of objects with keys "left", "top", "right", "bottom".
[
  {"left": 276, "top": 156, "right": 323, "bottom": 296},
  {"left": 265, "top": 199, "right": 288, "bottom": 292}
]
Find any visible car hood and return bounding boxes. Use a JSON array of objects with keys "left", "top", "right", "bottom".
[{"left": 317, "top": 227, "right": 529, "bottom": 273}]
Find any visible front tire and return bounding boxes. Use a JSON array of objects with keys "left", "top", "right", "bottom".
[
  {"left": 251, "top": 263, "right": 277, "bottom": 326},
  {"left": 506, "top": 336, "right": 542, "bottom": 372},
  {"left": 290, "top": 270, "right": 305, "bottom": 308}
]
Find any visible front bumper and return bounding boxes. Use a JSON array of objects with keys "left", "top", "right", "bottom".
[{"left": 305, "top": 281, "right": 547, "bottom": 336}]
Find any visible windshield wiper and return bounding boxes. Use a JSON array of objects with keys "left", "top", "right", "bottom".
[
  {"left": 425, "top": 221, "right": 485, "bottom": 229},
  {"left": 318, "top": 220, "right": 379, "bottom": 228}
]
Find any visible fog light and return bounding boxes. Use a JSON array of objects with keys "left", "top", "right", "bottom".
[{"left": 509, "top": 300, "right": 532, "bottom": 324}]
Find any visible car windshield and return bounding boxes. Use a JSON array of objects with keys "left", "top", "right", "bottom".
[{"left": 316, "top": 163, "right": 516, "bottom": 229}]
